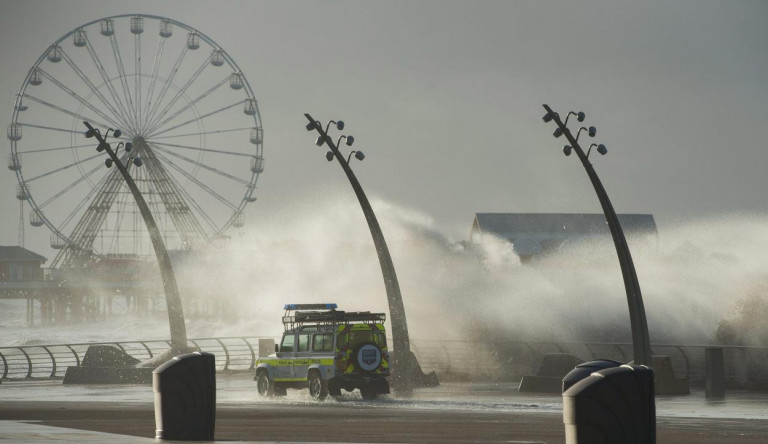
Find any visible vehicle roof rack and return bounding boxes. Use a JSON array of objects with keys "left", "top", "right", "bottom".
[
  {"left": 281, "top": 303, "right": 385, "bottom": 330},
  {"left": 284, "top": 303, "right": 338, "bottom": 310}
]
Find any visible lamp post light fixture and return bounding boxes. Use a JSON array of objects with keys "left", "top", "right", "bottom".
[
  {"left": 84, "top": 121, "right": 188, "bottom": 355},
  {"left": 541, "top": 105, "right": 652, "bottom": 367},
  {"left": 304, "top": 113, "right": 415, "bottom": 395}
]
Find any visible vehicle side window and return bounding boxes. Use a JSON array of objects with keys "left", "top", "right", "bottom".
[
  {"left": 297, "top": 334, "right": 310, "bottom": 352},
  {"left": 280, "top": 334, "right": 295, "bottom": 353},
  {"left": 312, "top": 333, "right": 334, "bottom": 352}
]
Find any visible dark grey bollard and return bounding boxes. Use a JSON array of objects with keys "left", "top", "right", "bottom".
[
  {"left": 705, "top": 347, "right": 725, "bottom": 399},
  {"left": 563, "top": 364, "right": 655, "bottom": 444},
  {"left": 562, "top": 359, "right": 622, "bottom": 393},
  {"left": 153, "top": 352, "right": 216, "bottom": 441}
]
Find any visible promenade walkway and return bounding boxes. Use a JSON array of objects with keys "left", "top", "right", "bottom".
[{"left": 1, "top": 372, "right": 767, "bottom": 443}]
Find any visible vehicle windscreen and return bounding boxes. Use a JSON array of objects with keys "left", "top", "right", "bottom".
[{"left": 280, "top": 334, "right": 295, "bottom": 353}]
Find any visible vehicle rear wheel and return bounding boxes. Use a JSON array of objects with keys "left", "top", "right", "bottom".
[
  {"left": 360, "top": 386, "right": 378, "bottom": 400},
  {"left": 308, "top": 371, "right": 328, "bottom": 401},
  {"left": 256, "top": 371, "right": 274, "bottom": 397}
]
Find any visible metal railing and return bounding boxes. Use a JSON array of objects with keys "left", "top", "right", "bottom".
[
  {"left": 0, "top": 337, "right": 272, "bottom": 380},
  {"left": 1, "top": 337, "right": 767, "bottom": 390}
]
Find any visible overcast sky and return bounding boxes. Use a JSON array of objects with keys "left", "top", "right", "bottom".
[{"left": 2, "top": 0, "right": 767, "bottom": 259}]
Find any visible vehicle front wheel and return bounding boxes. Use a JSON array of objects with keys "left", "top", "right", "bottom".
[
  {"left": 256, "top": 371, "right": 274, "bottom": 397},
  {"left": 308, "top": 371, "right": 328, "bottom": 401}
]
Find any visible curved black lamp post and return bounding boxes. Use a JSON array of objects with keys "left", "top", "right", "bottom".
[
  {"left": 541, "top": 105, "right": 652, "bottom": 366},
  {"left": 304, "top": 113, "right": 414, "bottom": 394},
  {"left": 84, "top": 121, "right": 188, "bottom": 355}
]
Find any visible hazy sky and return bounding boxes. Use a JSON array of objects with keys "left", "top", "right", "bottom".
[{"left": 2, "top": 0, "right": 768, "bottom": 260}]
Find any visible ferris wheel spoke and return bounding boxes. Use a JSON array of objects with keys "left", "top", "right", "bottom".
[
  {"left": 24, "top": 152, "right": 103, "bottom": 183},
  {"left": 18, "top": 122, "right": 85, "bottom": 135},
  {"left": 149, "top": 126, "right": 251, "bottom": 140},
  {"left": 147, "top": 99, "right": 245, "bottom": 138},
  {"left": 36, "top": 163, "right": 104, "bottom": 210},
  {"left": 150, "top": 140, "right": 254, "bottom": 158},
  {"left": 108, "top": 34, "right": 139, "bottom": 133},
  {"left": 16, "top": 144, "right": 94, "bottom": 155},
  {"left": 23, "top": 93, "right": 113, "bottom": 131},
  {"left": 146, "top": 76, "right": 229, "bottom": 135},
  {"left": 143, "top": 44, "right": 189, "bottom": 128},
  {"left": 82, "top": 34, "right": 134, "bottom": 133},
  {"left": 144, "top": 57, "right": 212, "bottom": 134},
  {"left": 151, "top": 144, "right": 252, "bottom": 185},
  {"left": 54, "top": 52, "right": 128, "bottom": 129},
  {"left": 134, "top": 34, "right": 142, "bottom": 136},
  {"left": 152, "top": 150, "right": 239, "bottom": 211},
  {"left": 142, "top": 36, "right": 167, "bottom": 130}
]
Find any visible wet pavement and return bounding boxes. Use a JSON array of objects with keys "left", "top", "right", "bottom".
[{"left": 1, "top": 372, "right": 767, "bottom": 443}]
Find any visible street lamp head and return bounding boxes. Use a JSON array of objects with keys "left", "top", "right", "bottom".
[
  {"left": 105, "top": 158, "right": 113, "bottom": 168},
  {"left": 97, "top": 142, "right": 109, "bottom": 152},
  {"left": 563, "top": 145, "right": 572, "bottom": 156},
  {"left": 335, "top": 120, "right": 345, "bottom": 131},
  {"left": 553, "top": 127, "right": 564, "bottom": 138},
  {"left": 133, "top": 157, "right": 143, "bottom": 167},
  {"left": 354, "top": 150, "right": 365, "bottom": 161},
  {"left": 125, "top": 142, "right": 133, "bottom": 152},
  {"left": 113, "top": 129, "right": 122, "bottom": 138},
  {"left": 597, "top": 144, "right": 607, "bottom": 155},
  {"left": 542, "top": 112, "right": 554, "bottom": 123},
  {"left": 315, "top": 135, "right": 325, "bottom": 147},
  {"left": 84, "top": 129, "right": 95, "bottom": 138},
  {"left": 577, "top": 112, "right": 585, "bottom": 122},
  {"left": 576, "top": 126, "right": 596, "bottom": 141},
  {"left": 346, "top": 135, "right": 355, "bottom": 146},
  {"left": 305, "top": 121, "right": 317, "bottom": 131},
  {"left": 325, "top": 151, "right": 334, "bottom": 161}
]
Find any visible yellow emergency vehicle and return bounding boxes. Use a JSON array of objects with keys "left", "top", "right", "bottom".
[{"left": 254, "top": 303, "right": 390, "bottom": 400}]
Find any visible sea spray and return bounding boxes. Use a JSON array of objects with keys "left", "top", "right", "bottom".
[{"left": 3, "top": 193, "right": 768, "bottom": 352}]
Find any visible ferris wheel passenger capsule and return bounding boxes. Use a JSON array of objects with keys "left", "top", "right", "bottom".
[
  {"left": 244, "top": 99, "right": 257, "bottom": 115},
  {"left": 8, "top": 154, "right": 21, "bottom": 171},
  {"left": 73, "top": 28, "right": 86, "bottom": 47},
  {"left": 7, "top": 124, "right": 22, "bottom": 141},
  {"left": 130, "top": 16, "right": 144, "bottom": 34},
  {"left": 230, "top": 72, "right": 244, "bottom": 90},
  {"left": 159, "top": 19, "right": 173, "bottom": 38},
  {"left": 210, "top": 49, "right": 225, "bottom": 66},
  {"left": 29, "top": 68, "right": 42, "bottom": 86},
  {"left": 100, "top": 19, "right": 114, "bottom": 36},
  {"left": 30, "top": 210, "right": 44, "bottom": 227},
  {"left": 47, "top": 45, "right": 62, "bottom": 63},
  {"left": 187, "top": 32, "right": 200, "bottom": 50},
  {"left": 250, "top": 127, "right": 263, "bottom": 144}
]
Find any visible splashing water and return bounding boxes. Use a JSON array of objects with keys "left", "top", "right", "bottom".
[{"left": 2, "top": 191, "right": 767, "bottom": 348}]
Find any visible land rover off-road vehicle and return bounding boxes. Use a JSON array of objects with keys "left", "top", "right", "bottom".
[{"left": 254, "top": 303, "right": 390, "bottom": 400}]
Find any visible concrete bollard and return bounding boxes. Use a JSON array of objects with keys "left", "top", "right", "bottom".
[
  {"left": 153, "top": 352, "right": 216, "bottom": 441},
  {"left": 705, "top": 347, "right": 725, "bottom": 399},
  {"left": 563, "top": 364, "right": 655, "bottom": 444}
]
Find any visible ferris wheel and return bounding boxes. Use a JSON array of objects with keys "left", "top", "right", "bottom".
[{"left": 7, "top": 14, "right": 263, "bottom": 268}]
